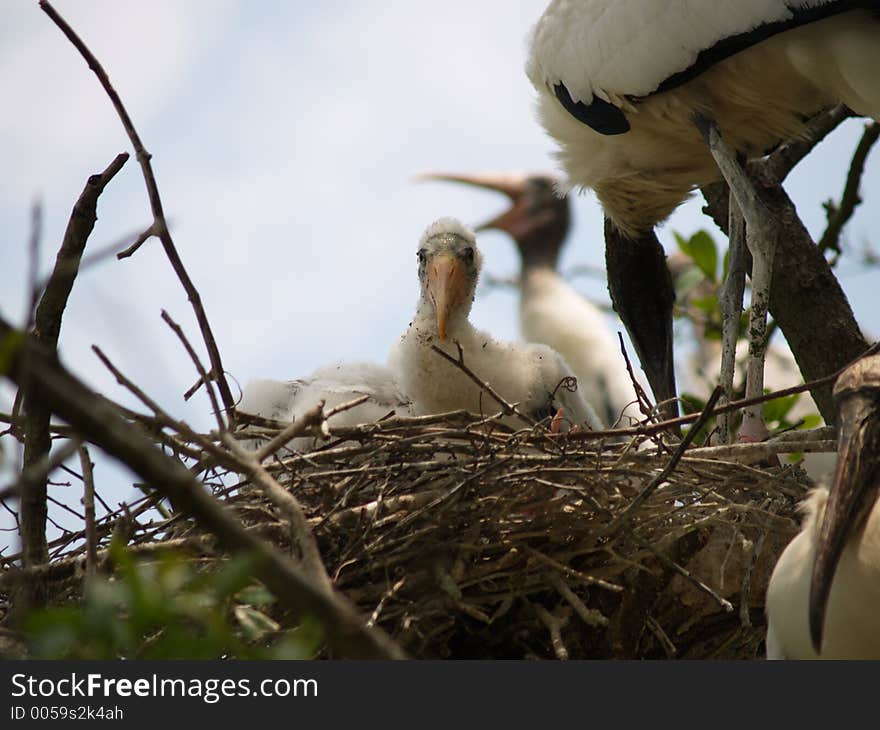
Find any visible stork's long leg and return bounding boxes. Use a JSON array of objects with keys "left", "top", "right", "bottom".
[
  {"left": 604, "top": 220, "right": 679, "bottom": 423},
  {"left": 695, "top": 115, "right": 779, "bottom": 442},
  {"left": 717, "top": 197, "right": 747, "bottom": 443}
]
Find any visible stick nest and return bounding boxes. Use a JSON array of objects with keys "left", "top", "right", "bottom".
[{"left": 3, "top": 412, "right": 812, "bottom": 659}]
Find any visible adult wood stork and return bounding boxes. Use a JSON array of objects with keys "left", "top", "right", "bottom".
[
  {"left": 765, "top": 352, "right": 880, "bottom": 659},
  {"left": 419, "top": 171, "right": 642, "bottom": 427},
  {"left": 527, "top": 0, "right": 880, "bottom": 422},
  {"left": 238, "top": 362, "right": 413, "bottom": 451},
  {"left": 389, "top": 217, "right": 603, "bottom": 431}
]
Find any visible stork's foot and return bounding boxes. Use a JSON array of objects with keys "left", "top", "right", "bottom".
[{"left": 695, "top": 116, "right": 780, "bottom": 445}]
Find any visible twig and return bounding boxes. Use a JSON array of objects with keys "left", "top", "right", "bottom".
[
  {"left": 253, "top": 403, "right": 325, "bottom": 463},
  {"left": 603, "top": 386, "right": 722, "bottom": 535},
  {"left": 223, "top": 435, "right": 332, "bottom": 595},
  {"left": 533, "top": 603, "right": 570, "bottom": 660},
  {"left": 635, "top": 537, "right": 734, "bottom": 614},
  {"left": 762, "top": 104, "right": 851, "bottom": 182},
  {"left": 25, "top": 198, "right": 43, "bottom": 329},
  {"left": 40, "top": 0, "right": 236, "bottom": 421},
  {"left": 19, "top": 153, "right": 127, "bottom": 569},
  {"left": 616, "top": 332, "right": 655, "bottom": 419},
  {"left": 92, "top": 345, "right": 240, "bottom": 472},
  {"left": 0, "top": 438, "right": 83, "bottom": 504},
  {"left": 565, "top": 340, "right": 880, "bottom": 443},
  {"left": 549, "top": 574, "right": 609, "bottom": 628},
  {"left": 646, "top": 616, "right": 677, "bottom": 658},
  {"left": 430, "top": 343, "right": 537, "bottom": 427},
  {"left": 0, "top": 315, "right": 407, "bottom": 659},
  {"left": 161, "top": 309, "right": 225, "bottom": 432},
  {"left": 78, "top": 446, "right": 98, "bottom": 575},
  {"left": 818, "top": 121, "right": 880, "bottom": 256}
]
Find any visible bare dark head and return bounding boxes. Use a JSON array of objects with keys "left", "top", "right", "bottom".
[
  {"left": 416, "top": 172, "right": 570, "bottom": 271},
  {"left": 809, "top": 352, "right": 880, "bottom": 652}
]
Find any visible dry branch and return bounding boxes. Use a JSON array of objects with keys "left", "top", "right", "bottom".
[
  {"left": 0, "top": 317, "right": 406, "bottom": 659},
  {"left": 700, "top": 109, "right": 873, "bottom": 421},
  {"left": 40, "top": 0, "right": 236, "bottom": 421},
  {"left": 20, "top": 152, "right": 127, "bottom": 568}
]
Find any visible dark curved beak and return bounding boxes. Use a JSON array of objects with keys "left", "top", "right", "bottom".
[
  {"left": 809, "top": 362, "right": 880, "bottom": 653},
  {"left": 414, "top": 171, "right": 529, "bottom": 232}
]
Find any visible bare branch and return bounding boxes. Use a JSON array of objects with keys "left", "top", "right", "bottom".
[
  {"left": 160, "top": 310, "right": 224, "bottom": 432},
  {"left": 223, "top": 435, "right": 333, "bottom": 594},
  {"left": 78, "top": 446, "right": 98, "bottom": 575},
  {"left": 430, "top": 343, "right": 537, "bottom": 428},
  {"left": 0, "top": 315, "right": 407, "bottom": 659},
  {"left": 818, "top": 121, "right": 880, "bottom": 257},
  {"left": 763, "top": 104, "right": 851, "bottom": 182},
  {"left": 40, "top": 0, "right": 236, "bottom": 421},
  {"left": 20, "top": 152, "right": 127, "bottom": 568},
  {"left": 603, "top": 386, "right": 723, "bottom": 535}
]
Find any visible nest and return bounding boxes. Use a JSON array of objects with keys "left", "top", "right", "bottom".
[{"left": 1, "top": 409, "right": 814, "bottom": 659}]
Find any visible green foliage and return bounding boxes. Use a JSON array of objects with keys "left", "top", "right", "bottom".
[
  {"left": 675, "top": 230, "right": 718, "bottom": 282},
  {"left": 23, "top": 543, "right": 323, "bottom": 659}
]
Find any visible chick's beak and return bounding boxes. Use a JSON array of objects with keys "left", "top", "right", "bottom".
[
  {"left": 427, "top": 254, "right": 468, "bottom": 341},
  {"left": 809, "top": 390, "right": 880, "bottom": 653}
]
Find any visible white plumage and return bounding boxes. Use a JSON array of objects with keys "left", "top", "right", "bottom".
[
  {"left": 519, "top": 267, "right": 640, "bottom": 426},
  {"left": 389, "top": 217, "right": 603, "bottom": 431},
  {"left": 238, "top": 362, "right": 413, "bottom": 451},
  {"left": 529, "top": 1, "right": 844, "bottom": 104},
  {"left": 527, "top": 1, "right": 880, "bottom": 234},
  {"left": 765, "top": 487, "right": 880, "bottom": 659},
  {"left": 765, "top": 352, "right": 880, "bottom": 659},
  {"left": 418, "top": 172, "right": 642, "bottom": 426}
]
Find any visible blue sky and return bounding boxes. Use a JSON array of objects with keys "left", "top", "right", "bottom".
[{"left": 1, "top": 1, "right": 878, "bottom": 548}]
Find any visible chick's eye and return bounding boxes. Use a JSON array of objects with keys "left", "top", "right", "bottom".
[
  {"left": 463, "top": 247, "right": 474, "bottom": 262},
  {"left": 417, "top": 249, "right": 426, "bottom": 262}
]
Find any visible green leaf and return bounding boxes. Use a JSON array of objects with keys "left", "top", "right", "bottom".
[
  {"left": 674, "top": 266, "right": 706, "bottom": 299},
  {"left": 0, "top": 330, "right": 23, "bottom": 376},
  {"left": 235, "top": 584, "right": 277, "bottom": 607},
  {"left": 763, "top": 393, "right": 800, "bottom": 425},
  {"left": 688, "top": 230, "right": 718, "bottom": 282},
  {"left": 800, "top": 413, "right": 822, "bottom": 430},
  {"left": 691, "top": 294, "right": 719, "bottom": 315},
  {"left": 673, "top": 231, "right": 691, "bottom": 255}
]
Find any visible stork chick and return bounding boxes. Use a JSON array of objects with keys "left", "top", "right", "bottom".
[
  {"left": 765, "top": 353, "right": 880, "bottom": 659},
  {"left": 238, "top": 362, "right": 413, "bottom": 452},
  {"left": 420, "top": 171, "right": 642, "bottom": 427},
  {"left": 390, "top": 217, "right": 602, "bottom": 431}
]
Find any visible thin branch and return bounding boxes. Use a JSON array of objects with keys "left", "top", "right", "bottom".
[
  {"left": 616, "top": 332, "right": 655, "bottom": 420},
  {"left": 40, "top": 0, "right": 236, "bottom": 421},
  {"left": 818, "top": 121, "right": 880, "bottom": 256},
  {"left": 20, "top": 152, "right": 127, "bottom": 568},
  {"left": 92, "top": 345, "right": 239, "bottom": 472},
  {"left": 78, "top": 446, "right": 98, "bottom": 575},
  {"left": 0, "top": 315, "right": 406, "bottom": 659},
  {"left": 549, "top": 573, "right": 609, "bottom": 628},
  {"left": 25, "top": 198, "right": 43, "bottom": 330},
  {"left": 762, "top": 104, "right": 852, "bottom": 182},
  {"left": 603, "top": 386, "right": 723, "bottom": 535},
  {"left": 430, "top": 343, "right": 537, "bottom": 428},
  {"left": 533, "top": 603, "right": 570, "bottom": 660},
  {"left": 0, "top": 438, "right": 83, "bottom": 504},
  {"left": 252, "top": 403, "right": 325, "bottom": 462},
  {"left": 223, "top": 435, "right": 332, "bottom": 594},
  {"left": 160, "top": 310, "right": 224, "bottom": 432}
]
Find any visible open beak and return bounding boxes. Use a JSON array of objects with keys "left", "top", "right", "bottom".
[
  {"left": 415, "top": 171, "right": 529, "bottom": 233},
  {"left": 427, "top": 254, "right": 468, "bottom": 341},
  {"left": 809, "top": 375, "right": 880, "bottom": 653}
]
